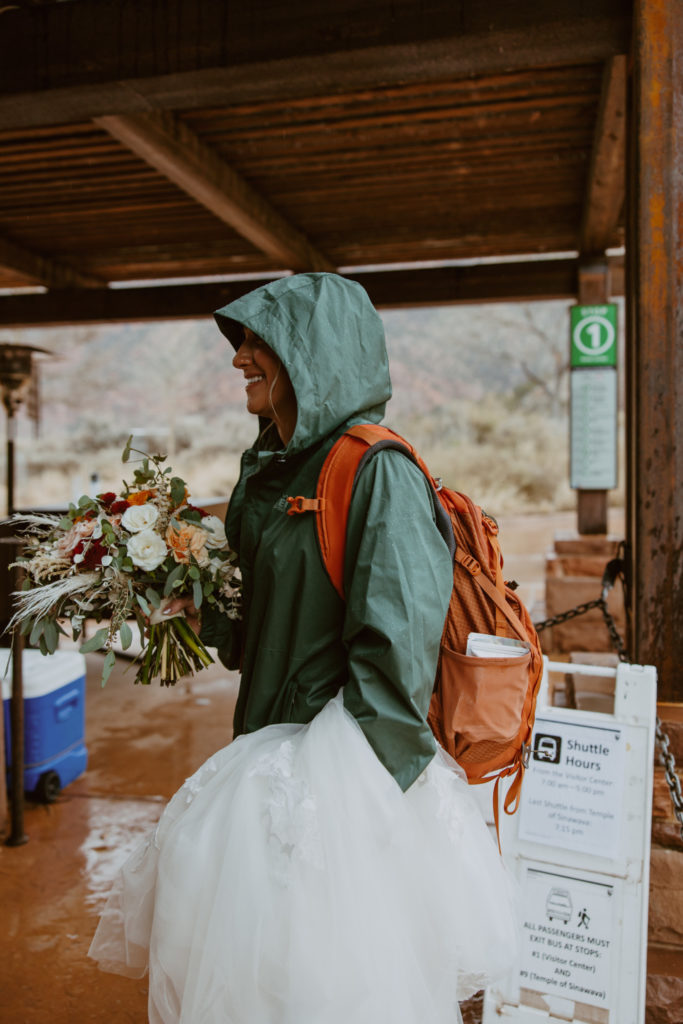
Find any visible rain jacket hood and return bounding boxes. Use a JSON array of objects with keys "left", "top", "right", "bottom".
[{"left": 214, "top": 273, "right": 392, "bottom": 454}]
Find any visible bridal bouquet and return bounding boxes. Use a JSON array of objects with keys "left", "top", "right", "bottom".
[{"left": 10, "top": 439, "right": 241, "bottom": 687}]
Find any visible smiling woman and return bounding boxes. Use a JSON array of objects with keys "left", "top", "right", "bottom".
[
  {"left": 232, "top": 327, "right": 298, "bottom": 445},
  {"left": 88, "top": 273, "right": 519, "bottom": 1024}
]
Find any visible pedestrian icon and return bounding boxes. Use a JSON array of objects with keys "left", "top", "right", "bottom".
[{"left": 578, "top": 907, "right": 590, "bottom": 929}]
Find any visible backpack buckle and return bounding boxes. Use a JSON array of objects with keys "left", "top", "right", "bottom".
[
  {"left": 286, "top": 495, "right": 326, "bottom": 515},
  {"left": 459, "top": 553, "right": 481, "bottom": 576}
]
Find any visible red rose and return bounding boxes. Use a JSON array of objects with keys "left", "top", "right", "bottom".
[
  {"left": 110, "top": 500, "right": 129, "bottom": 514},
  {"left": 97, "top": 492, "right": 118, "bottom": 506},
  {"left": 73, "top": 539, "right": 107, "bottom": 569}
]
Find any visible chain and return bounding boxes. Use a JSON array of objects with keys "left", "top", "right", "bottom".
[
  {"left": 533, "top": 558, "right": 683, "bottom": 838},
  {"left": 655, "top": 720, "right": 683, "bottom": 835},
  {"left": 534, "top": 598, "right": 603, "bottom": 634}
]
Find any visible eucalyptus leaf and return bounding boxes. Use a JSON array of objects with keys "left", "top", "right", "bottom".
[
  {"left": 101, "top": 649, "right": 117, "bottom": 687},
  {"left": 145, "top": 587, "right": 161, "bottom": 608},
  {"left": 179, "top": 508, "right": 202, "bottom": 524},
  {"left": 170, "top": 477, "right": 186, "bottom": 506},
  {"left": 136, "top": 593, "right": 151, "bottom": 617},
  {"left": 59, "top": 517, "right": 72, "bottom": 530},
  {"left": 134, "top": 610, "right": 147, "bottom": 645},
  {"left": 188, "top": 565, "right": 200, "bottom": 580},
  {"left": 163, "top": 564, "right": 184, "bottom": 597},
  {"left": 79, "top": 627, "right": 109, "bottom": 654},
  {"left": 119, "top": 621, "right": 133, "bottom": 651},
  {"left": 39, "top": 635, "right": 49, "bottom": 656},
  {"left": 192, "top": 580, "right": 203, "bottom": 610},
  {"left": 43, "top": 619, "right": 59, "bottom": 654},
  {"left": 29, "top": 617, "right": 44, "bottom": 646},
  {"left": 122, "top": 435, "right": 133, "bottom": 463}
]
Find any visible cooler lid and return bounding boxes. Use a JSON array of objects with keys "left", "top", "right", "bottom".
[{"left": 1, "top": 649, "right": 87, "bottom": 699}]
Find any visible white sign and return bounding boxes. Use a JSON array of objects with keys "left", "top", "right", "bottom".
[
  {"left": 518, "top": 716, "right": 625, "bottom": 858},
  {"left": 483, "top": 661, "right": 657, "bottom": 1024},
  {"left": 519, "top": 866, "right": 617, "bottom": 1012},
  {"left": 570, "top": 367, "right": 618, "bottom": 490}
]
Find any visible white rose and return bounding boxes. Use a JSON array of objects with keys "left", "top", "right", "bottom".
[
  {"left": 126, "top": 529, "right": 167, "bottom": 571},
  {"left": 122, "top": 503, "right": 159, "bottom": 533},
  {"left": 202, "top": 515, "right": 228, "bottom": 548}
]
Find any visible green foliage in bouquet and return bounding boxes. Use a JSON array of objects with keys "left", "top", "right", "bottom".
[{"left": 10, "top": 438, "right": 241, "bottom": 687}]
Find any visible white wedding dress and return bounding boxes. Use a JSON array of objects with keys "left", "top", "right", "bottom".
[{"left": 89, "top": 692, "right": 519, "bottom": 1023}]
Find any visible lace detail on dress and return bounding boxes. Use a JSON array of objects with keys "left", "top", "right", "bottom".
[
  {"left": 457, "top": 971, "right": 492, "bottom": 1002},
  {"left": 183, "top": 760, "right": 219, "bottom": 804},
  {"left": 248, "top": 739, "right": 324, "bottom": 885},
  {"left": 424, "top": 760, "right": 468, "bottom": 848}
]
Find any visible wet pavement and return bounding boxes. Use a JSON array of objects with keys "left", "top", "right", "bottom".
[{"left": 1, "top": 653, "right": 240, "bottom": 1023}]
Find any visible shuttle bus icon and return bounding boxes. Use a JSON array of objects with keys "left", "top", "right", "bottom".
[
  {"left": 546, "top": 888, "right": 573, "bottom": 924},
  {"left": 533, "top": 734, "right": 562, "bottom": 764}
]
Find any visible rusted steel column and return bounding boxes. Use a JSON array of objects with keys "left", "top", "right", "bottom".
[
  {"left": 629, "top": 0, "right": 683, "bottom": 700},
  {"left": 0, "top": 654, "right": 6, "bottom": 837}
]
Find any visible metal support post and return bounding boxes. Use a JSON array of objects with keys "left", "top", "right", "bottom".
[{"left": 629, "top": 0, "right": 683, "bottom": 701}]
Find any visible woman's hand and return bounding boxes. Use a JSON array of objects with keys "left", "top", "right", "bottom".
[{"left": 162, "top": 595, "right": 201, "bottom": 636}]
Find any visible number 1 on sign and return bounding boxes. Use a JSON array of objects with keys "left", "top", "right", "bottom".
[{"left": 587, "top": 322, "right": 602, "bottom": 349}]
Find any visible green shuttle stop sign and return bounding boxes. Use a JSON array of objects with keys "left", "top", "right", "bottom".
[{"left": 571, "top": 305, "right": 618, "bottom": 367}]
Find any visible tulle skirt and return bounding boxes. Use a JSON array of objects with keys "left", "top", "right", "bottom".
[{"left": 88, "top": 692, "right": 519, "bottom": 1023}]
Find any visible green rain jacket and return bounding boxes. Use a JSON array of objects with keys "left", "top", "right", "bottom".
[{"left": 201, "top": 273, "right": 453, "bottom": 791}]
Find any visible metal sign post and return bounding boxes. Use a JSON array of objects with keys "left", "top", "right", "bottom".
[{"left": 483, "top": 658, "right": 656, "bottom": 1024}]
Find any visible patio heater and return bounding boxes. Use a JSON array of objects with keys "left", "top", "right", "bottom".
[
  {"left": 0, "top": 343, "right": 48, "bottom": 846},
  {"left": 0, "top": 343, "right": 48, "bottom": 516}
]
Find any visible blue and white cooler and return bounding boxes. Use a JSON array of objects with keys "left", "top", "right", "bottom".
[{"left": 2, "top": 650, "right": 88, "bottom": 802}]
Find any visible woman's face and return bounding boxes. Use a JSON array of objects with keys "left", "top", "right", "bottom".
[{"left": 232, "top": 328, "right": 297, "bottom": 444}]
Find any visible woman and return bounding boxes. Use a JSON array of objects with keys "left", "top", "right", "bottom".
[{"left": 89, "top": 273, "right": 518, "bottom": 1023}]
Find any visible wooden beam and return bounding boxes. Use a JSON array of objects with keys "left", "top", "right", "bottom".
[
  {"left": 628, "top": 0, "right": 683, "bottom": 700},
  {"left": 0, "top": 1, "right": 631, "bottom": 130},
  {"left": 95, "top": 112, "right": 334, "bottom": 273},
  {"left": 0, "top": 258, "right": 626, "bottom": 327},
  {"left": 576, "top": 262, "right": 610, "bottom": 535},
  {"left": 580, "top": 55, "right": 628, "bottom": 255},
  {"left": 0, "top": 236, "right": 104, "bottom": 290}
]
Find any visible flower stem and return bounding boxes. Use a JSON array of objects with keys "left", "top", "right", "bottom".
[{"left": 172, "top": 616, "right": 214, "bottom": 669}]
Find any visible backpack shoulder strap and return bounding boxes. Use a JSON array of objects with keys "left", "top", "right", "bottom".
[{"left": 312, "top": 424, "right": 454, "bottom": 599}]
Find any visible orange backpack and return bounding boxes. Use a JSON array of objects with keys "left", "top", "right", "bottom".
[{"left": 287, "top": 424, "right": 544, "bottom": 829}]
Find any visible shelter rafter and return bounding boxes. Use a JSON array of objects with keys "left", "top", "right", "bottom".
[
  {"left": 0, "top": 236, "right": 103, "bottom": 290},
  {"left": 580, "top": 55, "right": 628, "bottom": 256},
  {"left": 95, "top": 113, "right": 334, "bottom": 273}
]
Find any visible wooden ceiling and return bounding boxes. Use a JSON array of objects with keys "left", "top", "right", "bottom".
[{"left": 0, "top": 0, "right": 630, "bottom": 324}]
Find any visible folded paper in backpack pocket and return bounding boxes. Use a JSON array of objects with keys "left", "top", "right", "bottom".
[{"left": 465, "top": 632, "right": 531, "bottom": 659}]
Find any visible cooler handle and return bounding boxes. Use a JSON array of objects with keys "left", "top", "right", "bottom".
[{"left": 54, "top": 688, "right": 80, "bottom": 722}]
